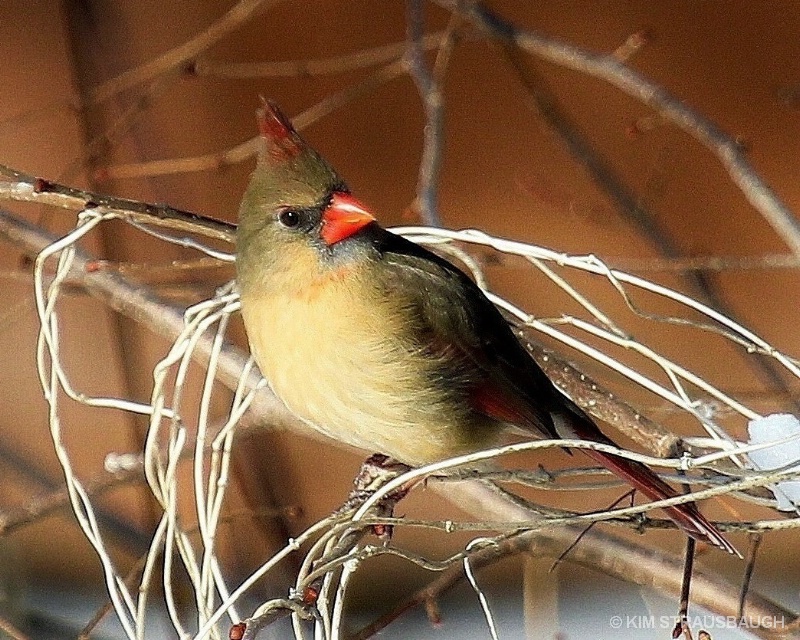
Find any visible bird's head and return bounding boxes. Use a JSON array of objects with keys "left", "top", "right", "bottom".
[{"left": 236, "top": 101, "right": 376, "bottom": 293}]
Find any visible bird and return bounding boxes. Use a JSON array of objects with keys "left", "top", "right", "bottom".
[{"left": 235, "top": 101, "right": 735, "bottom": 554}]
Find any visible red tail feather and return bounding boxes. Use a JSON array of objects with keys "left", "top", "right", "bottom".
[
  {"left": 583, "top": 448, "right": 738, "bottom": 555},
  {"left": 552, "top": 407, "right": 737, "bottom": 555}
]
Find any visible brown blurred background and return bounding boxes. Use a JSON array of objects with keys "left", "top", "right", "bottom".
[{"left": 1, "top": 1, "right": 799, "bottom": 637}]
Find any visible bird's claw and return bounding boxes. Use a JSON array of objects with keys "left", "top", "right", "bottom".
[{"left": 336, "top": 453, "right": 413, "bottom": 539}]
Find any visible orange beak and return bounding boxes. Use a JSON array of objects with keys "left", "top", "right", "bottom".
[{"left": 320, "top": 192, "right": 375, "bottom": 246}]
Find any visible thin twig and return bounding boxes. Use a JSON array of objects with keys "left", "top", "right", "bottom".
[
  {"left": 0, "top": 166, "right": 235, "bottom": 242},
  {"left": 68, "top": 73, "right": 179, "bottom": 184},
  {"left": 98, "top": 58, "right": 409, "bottom": 180},
  {"left": 550, "top": 489, "right": 636, "bottom": 571},
  {"left": 405, "top": 0, "right": 452, "bottom": 226},
  {"left": 84, "top": 256, "right": 229, "bottom": 279},
  {"left": 738, "top": 533, "right": 763, "bottom": 622},
  {"left": 521, "top": 330, "right": 680, "bottom": 456},
  {"left": 88, "top": 0, "right": 283, "bottom": 104},
  {"left": 610, "top": 253, "right": 800, "bottom": 273},
  {"left": 193, "top": 30, "right": 475, "bottom": 78},
  {"left": 77, "top": 554, "right": 149, "bottom": 640},
  {"left": 435, "top": 0, "right": 800, "bottom": 259},
  {"left": 0, "top": 464, "right": 143, "bottom": 537},
  {"left": 673, "top": 537, "right": 696, "bottom": 640}
]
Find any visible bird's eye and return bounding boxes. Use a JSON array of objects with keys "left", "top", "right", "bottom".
[{"left": 278, "top": 209, "right": 301, "bottom": 228}]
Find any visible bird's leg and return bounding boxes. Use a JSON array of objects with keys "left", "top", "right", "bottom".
[
  {"left": 338, "top": 453, "right": 413, "bottom": 534},
  {"left": 299, "top": 455, "right": 414, "bottom": 609}
]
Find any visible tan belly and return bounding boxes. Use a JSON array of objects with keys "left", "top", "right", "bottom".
[{"left": 240, "top": 281, "right": 497, "bottom": 465}]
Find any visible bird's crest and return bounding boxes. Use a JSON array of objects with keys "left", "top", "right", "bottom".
[{"left": 256, "top": 99, "right": 305, "bottom": 163}]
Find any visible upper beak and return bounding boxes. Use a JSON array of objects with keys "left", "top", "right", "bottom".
[{"left": 320, "top": 192, "right": 375, "bottom": 246}]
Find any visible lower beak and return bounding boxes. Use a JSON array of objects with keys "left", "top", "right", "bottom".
[{"left": 320, "top": 192, "right": 375, "bottom": 245}]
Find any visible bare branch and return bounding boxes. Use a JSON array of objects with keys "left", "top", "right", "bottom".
[
  {"left": 522, "top": 333, "right": 680, "bottom": 457},
  {"left": 193, "top": 30, "right": 466, "bottom": 79},
  {"left": 674, "top": 538, "right": 697, "bottom": 640},
  {"left": 435, "top": 0, "right": 800, "bottom": 259},
  {"left": 611, "top": 253, "right": 800, "bottom": 273},
  {"left": 97, "top": 59, "right": 409, "bottom": 180},
  {"left": 88, "top": 0, "right": 284, "bottom": 104},
  {"left": 738, "top": 533, "right": 764, "bottom": 622},
  {"left": 64, "top": 74, "right": 178, "bottom": 186},
  {"left": 404, "top": 1, "right": 459, "bottom": 226},
  {"left": 0, "top": 166, "right": 235, "bottom": 243},
  {"left": 0, "top": 464, "right": 142, "bottom": 537}
]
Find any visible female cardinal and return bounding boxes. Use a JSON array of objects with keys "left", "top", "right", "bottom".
[{"left": 236, "top": 102, "right": 734, "bottom": 554}]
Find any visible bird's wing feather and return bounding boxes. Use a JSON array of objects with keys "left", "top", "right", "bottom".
[{"left": 370, "top": 227, "right": 564, "bottom": 438}]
